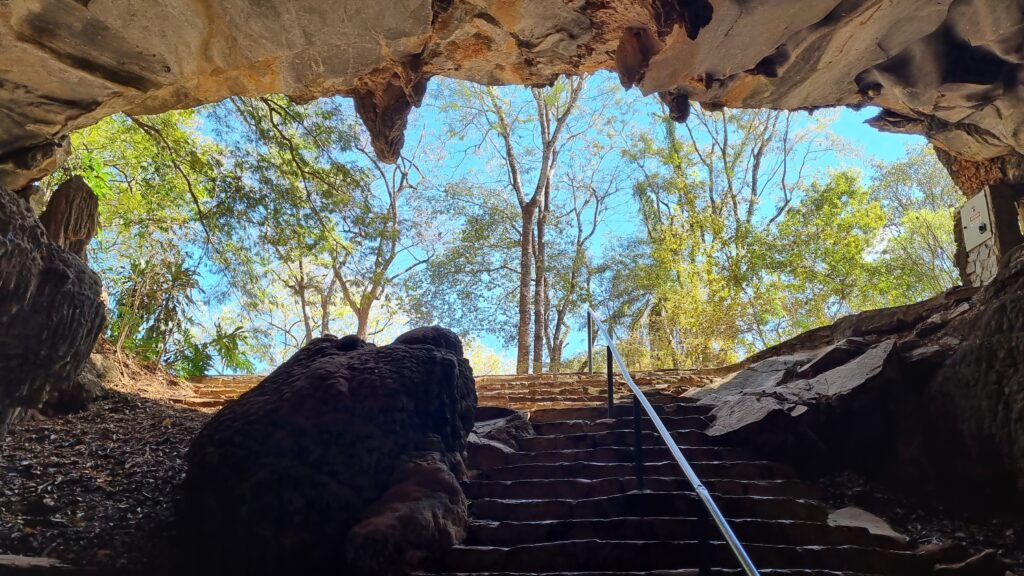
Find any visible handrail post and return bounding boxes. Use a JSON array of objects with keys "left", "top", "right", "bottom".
[
  {"left": 606, "top": 345, "right": 614, "bottom": 419},
  {"left": 698, "top": 505, "right": 711, "bottom": 576},
  {"left": 587, "top": 313, "right": 594, "bottom": 374},
  {"left": 586, "top": 307, "right": 760, "bottom": 576},
  {"left": 633, "top": 394, "right": 645, "bottom": 491}
]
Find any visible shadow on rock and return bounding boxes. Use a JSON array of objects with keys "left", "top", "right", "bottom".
[{"left": 178, "top": 327, "right": 477, "bottom": 576}]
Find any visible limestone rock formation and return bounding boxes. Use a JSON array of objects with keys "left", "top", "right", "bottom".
[
  {"left": 1, "top": 0, "right": 1023, "bottom": 191},
  {"left": 0, "top": 187, "right": 105, "bottom": 435},
  {"left": 929, "top": 245, "right": 1024, "bottom": 495},
  {"left": 38, "top": 175, "right": 98, "bottom": 261},
  {"left": 467, "top": 408, "right": 535, "bottom": 471},
  {"left": 40, "top": 350, "right": 112, "bottom": 415},
  {"left": 697, "top": 339, "right": 902, "bottom": 439},
  {"left": 180, "top": 329, "right": 477, "bottom": 576},
  {"left": 684, "top": 277, "right": 1024, "bottom": 505},
  {"left": 394, "top": 325, "right": 465, "bottom": 357}
]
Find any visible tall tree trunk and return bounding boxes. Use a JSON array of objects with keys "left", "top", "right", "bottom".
[
  {"left": 297, "top": 261, "right": 314, "bottom": 345},
  {"left": 516, "top": 203, "right": 536, "bottom": 374},
  {"left": 355, "top": 304, "right": 370, "bottom": 341},
  {"left": 550, "top": 338, "right": 563, "bottom": 374},
  {"left": 532, "top": 195, "right": 548, "bottom": 374},
  {"left": 320, "top": 275, "right": 336, "bottom": 335}
]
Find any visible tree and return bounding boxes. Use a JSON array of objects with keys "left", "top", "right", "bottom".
[
  {"left": 869, "top": 145, "right": 962, "bottom": 300},
  {"left": 764, "top": 172, "right": 887, "bottom": 337},
  {"left": 605, "top": 106, "right": 829, "bottom": 366},
  {"left": 409, "top": 75, "right": 627, "bottom": 373},
  {"left": 205, "top": 96, "right": 437, "bottom": 348},
  {"left": 40, "top": 111, "right": 255, "bottom": 376},
  {"left": 436, "top": 77, "right": 588, "bottom": 373}
]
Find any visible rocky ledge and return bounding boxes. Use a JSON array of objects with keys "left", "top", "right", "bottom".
[
  {"left": 1, "top": 0, "right": 1023, "bottom": 191},
  {"left": 690, "top": 245, "right": 1024, "bottom": 508}
]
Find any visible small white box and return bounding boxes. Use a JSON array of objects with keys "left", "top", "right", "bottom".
[{"left": 961, "top": 191, "right": 993, "bottom": 252}]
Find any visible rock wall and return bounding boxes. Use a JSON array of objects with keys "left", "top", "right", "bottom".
[
  {"left": 0, "top": 187, "right": 105, "bottom": 435},
  {"left": 929, "top": 245, "right": 1024, "bottom": 497},
  {"left": 1, "top": 0, "right": 1023, "bottom": 189},
  {"left": 180, "top": 328, "right": 477, "bottom": 576},
  {"left": 689, "top": 277, "right": 1024, "bottom": 508}
]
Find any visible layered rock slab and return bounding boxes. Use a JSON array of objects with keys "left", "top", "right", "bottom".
[{"left": 180, "top": 329, "right": 477, "bottom": 576}]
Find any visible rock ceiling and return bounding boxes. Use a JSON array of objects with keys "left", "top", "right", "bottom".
[{"left": 1, "top": 0, "right": 1022, "bottom": 190}]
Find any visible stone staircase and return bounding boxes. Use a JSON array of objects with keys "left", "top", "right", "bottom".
[
  {"left": 424, "top": 374, "right": 941, "bottom": 576},
  {"left": 178, "top": 375, "right": 262, "bottom": 408},
  {"left": 186, "top": 370, "right": 975, "bottom": 575}
]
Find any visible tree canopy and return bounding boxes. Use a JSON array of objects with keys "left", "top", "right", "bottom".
[{"left": 41, "top": 73, "right": 965, "bottom": 376}]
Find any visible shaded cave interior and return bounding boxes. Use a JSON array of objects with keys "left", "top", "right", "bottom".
[{"left": 3, "top": 0, "right": 1024, "bottom": 571}]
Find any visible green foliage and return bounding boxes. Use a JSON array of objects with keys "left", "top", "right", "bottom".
[
  {"left": 41, "top": 110, "right": 237, "bottom": 373},
  {"left": 42, "top": 92, "right": 440, "bottom": 373},
  {"left": 604, "top": 109, "right": 962, "bottom": 369},
  {"left": 168, "top": 324, "right": 255, "bottom": 378},
  {"left": 764, "top": 172, "right": 887, "bottom": 334},
  {"left": 869, "top": 146, "right": 962, "bottom": 300}
]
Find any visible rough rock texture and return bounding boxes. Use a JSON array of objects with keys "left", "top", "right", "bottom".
[
  {"left": 394, "top": 325, "right": 465, "bottom": 357},
  {"left": 685, "top": 277, "right": 1024, "bottom": 507},
  {"left": 1, "top": 0, "right": 1023, "bottom": 190},
  {"left": 467, "top": 408, "right": 534, "bottom": 471},
  {"left": 180, "top": 329, "right": 477, "bottom": 576},
  {"left": 38, "top": 176, "right": 98, "bottom": 261},
  {"left": 39, "top": 350, "right": 112, "bottom": 415},
  {"left": 929, "top": 245, "right": 1024, "bottom": 495},
  {"left": 0, "top": 187, "right": 105, "bottom": 435},
  {"left": 698, "top": 339, "right": 902, "bottom": 439}
]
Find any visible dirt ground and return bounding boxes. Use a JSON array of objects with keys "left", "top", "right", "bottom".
[
  {"left": 823, "top": 471, "right": 1024, "bottom": 572},
  {"left": 0, "top": 353, "right": 210, "bottom": 570}
]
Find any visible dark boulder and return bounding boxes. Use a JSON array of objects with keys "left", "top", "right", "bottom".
[
  {"left": 0, "top": 187, "right": 104, "bottom": 435},
  {"left": 393, "top": 325, "right": 464, "bottom": 357},
  {"left": 180, "top": 329, "right": 477, "bottom": 576}
]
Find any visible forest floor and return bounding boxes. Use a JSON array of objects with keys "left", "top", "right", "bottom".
[
  {"left": 824, "top": 472, "right": 1024, "bottom": 571},
  {"left": 0, "top": 355, "right": 211, "bottom": 570}
]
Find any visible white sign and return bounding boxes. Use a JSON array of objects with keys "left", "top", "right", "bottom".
[{"left": 961, "top": 191, "right": 993, "bottom": 252}]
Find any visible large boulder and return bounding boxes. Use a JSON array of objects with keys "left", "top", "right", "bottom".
[
  {"left": 180, "top": 330, "right": 477, "bottom": 576},
  {"left": 0, "top": 187, "right": 105, "bottom": 435},
  {"left": 696, "top": 340, "right": 906, "bottom": 469}
]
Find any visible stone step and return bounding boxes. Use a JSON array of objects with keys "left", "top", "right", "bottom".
[
  {"left": 172, "top": 397, "right": 230, "bottom": 408},
  {"left": 437, "top": 541, "right": 927, "bottom": 575},
  {"left": 423, "top": 565, "right": 880, "bottom": 569},
  {"left": 464, "top": 478, "right": 821, "bottom": 501},
  {"left": 469, "top": 492, "right": 828, "bottom": 523},
  {"left": 480, "top": 394, "right": 686, "bottom": 406},
  {"left": 531, "top": 416, "right": 712, "bottom": 436},
  {"left": 506, "top": 445, "right": 749, "bottom": 466},
  {"left": 476, "top": 461, "right": 795, "bottom": 482},
  {"left": 529, "top": 403, "right": 712, "bottom": 423},
  {"left": 465, "top": 517, "right": 907, "bottom": 550},
  {"left": 517, "top": 430, "right": 714, "bottom": 452}
]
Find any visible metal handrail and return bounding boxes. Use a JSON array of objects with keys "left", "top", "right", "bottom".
[{"left": 587, "top": 307, "right": 760, "bottom": 576}]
